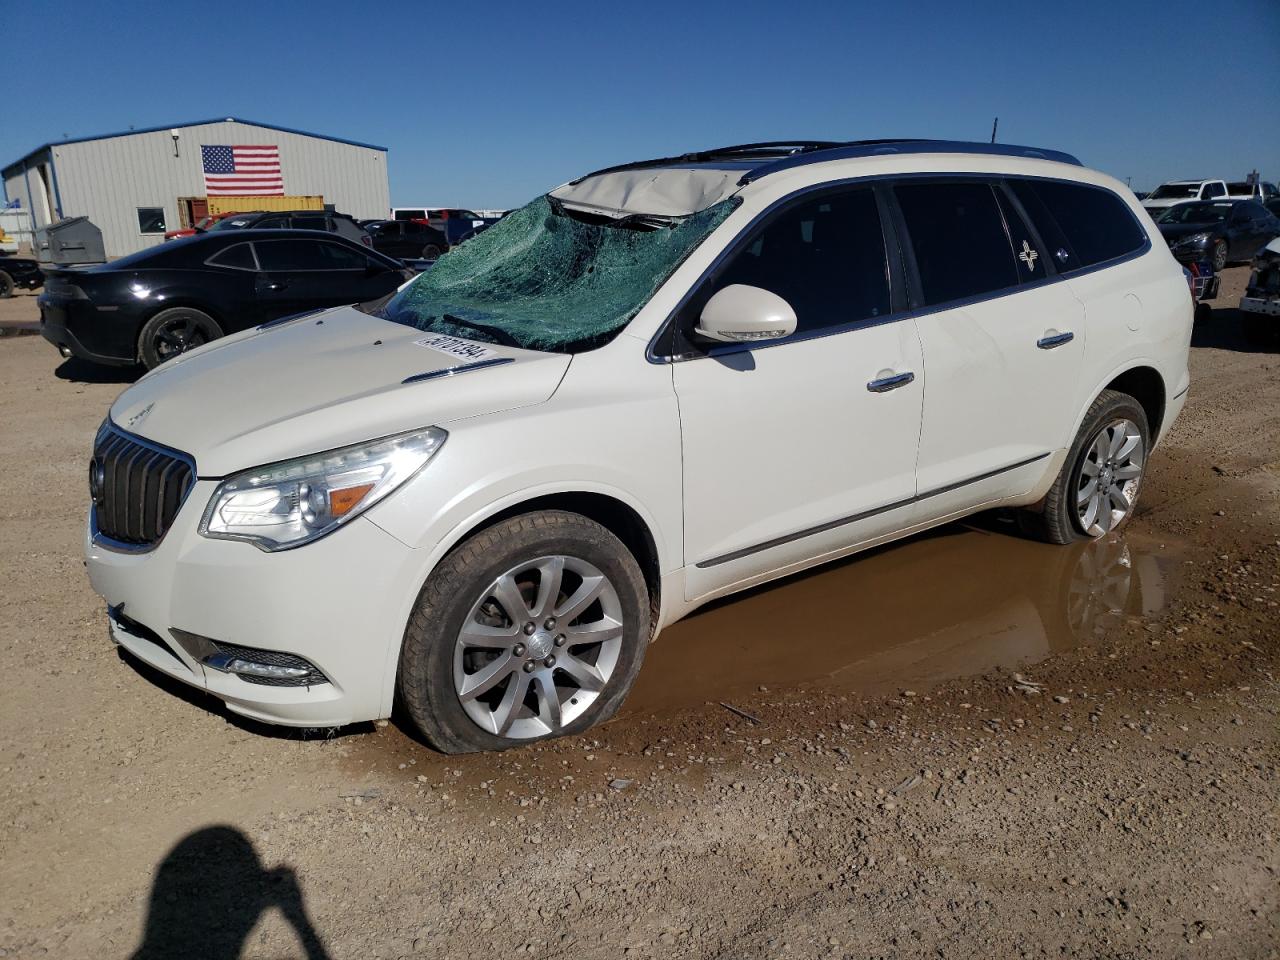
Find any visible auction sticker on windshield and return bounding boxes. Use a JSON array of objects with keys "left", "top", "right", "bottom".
[{"left": 413, "top": 335, "right": 498, "bottom": 363}]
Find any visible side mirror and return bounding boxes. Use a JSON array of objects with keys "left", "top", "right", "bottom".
[{"left": 694, "top": 284, "right": 797, "bottom": 344}]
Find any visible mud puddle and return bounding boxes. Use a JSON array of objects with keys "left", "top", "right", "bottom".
[{"left": 623, "top": 521, "right": 1180, "bottom": 715}]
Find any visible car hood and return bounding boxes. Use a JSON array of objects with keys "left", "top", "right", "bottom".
[{"left": 109, "top": 306, "right": 571, "bottom": 477}]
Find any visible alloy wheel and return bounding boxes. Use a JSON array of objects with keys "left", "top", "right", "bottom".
[
  {"left": 1074, "top": 418, "right": 1144, "bottom": 537},
  {"left": 1212, "top": 240, "right": 1228, "bottom": 272},
  {"left": 152, "top": 312, "right": 212, "bottom": 361},
  {"left": 453, "top": 555, "right": 624, "bottom": 739}
]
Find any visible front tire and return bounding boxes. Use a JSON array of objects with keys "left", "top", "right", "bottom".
[
  {"left": 1211, "top": 240, "right": 1228, "bottom": 272},
  {"left": 1019, "top": 390, "right": 1150, "bottom": 544},
  {"left": 397, "top": 510, "right": 650, "bottom": 753},
  {"left": 421, "top": 243, "right": 443, "bottom": 260},
  {"left": 0, "top": 270, "right": 13, "bottom": 298},
  {"left": 138, "top": 307, "right": 222, "bottom": 369}
]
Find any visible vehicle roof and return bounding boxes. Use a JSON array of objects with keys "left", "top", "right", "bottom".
[{"left": 552, "top": 138, "right": 1087, "bottom": 219}]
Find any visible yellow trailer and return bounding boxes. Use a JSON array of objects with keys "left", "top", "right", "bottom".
[{"left": 207, "top": 195, "right": 324, "bottom": 215}]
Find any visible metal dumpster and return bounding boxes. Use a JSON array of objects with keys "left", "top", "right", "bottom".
[{"left": 35, "top": 217, "right": 107, "bottom": 268}]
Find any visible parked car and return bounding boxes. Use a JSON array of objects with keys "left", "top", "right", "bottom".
[
  {"left": 164, "top": 211, "right": 242, "bottom": 241},
  {"left": 1224, "top": 181, "right": 1279, "bottom": 202},
  {"left": 82, "top": 138, "right": 1192, "bottom": 753},
  {"left": 393, "top": 207, "right": 494, "bottom": 246},
  {"left": 0, "top": 255, "right": 44, "bottom": 297},
  {"left": 365, "top": 219, "right": 450, "bottom": 260},
  {"left": 210, "top": 210, "right": 372, "bottom": 247},
  {"left": 1155, "top": 199, "right": 1280, "bottom": 270},
  {"left": 1240, "top": 238, "right": 1280, "bottom": 343},
  {"left": 1141, "top": 179, "right": 1228, "bottom": 215},
  {"left": 39, "top": 230, "right": 410, "bottom": 369}
]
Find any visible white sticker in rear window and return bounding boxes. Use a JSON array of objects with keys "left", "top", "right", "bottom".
[{"left": 413, "top": 334, "right": 497, "bottom": 363}]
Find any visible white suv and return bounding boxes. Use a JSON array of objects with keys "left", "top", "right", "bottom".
[{"left": 85, "top": 139, "right": 1193, "bottom": 752}]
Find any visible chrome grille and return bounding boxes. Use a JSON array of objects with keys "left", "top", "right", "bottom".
[{"left": 91, "top": 425, "right": 195, "bottom": 548}]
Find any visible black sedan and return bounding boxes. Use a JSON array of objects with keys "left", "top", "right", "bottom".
[
  {"left": 0, "top": 256, "right": 44, "bottom": 297},
  {"left": 1156, "top": 199, "right": 1280, "bottom": 271},
  {"left": 39, "top": 230, "right": 412, "bottom": 369},
  {"left": 365, "top": 219, "right": 450, "bottom": 260}
]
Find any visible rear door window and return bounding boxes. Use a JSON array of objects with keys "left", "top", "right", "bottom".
[
  {"left": 1202, "top": 182, "right": 1226, "bottom": 199},
  {"left": 293, "top": 215, "right": 329, "bottom": 232},
  {"left": 893, "top": 181, "right": 1018, "bottom": 306},
  {"left": 1007, "top": 179, "right": 1147, "bottom": 271}
]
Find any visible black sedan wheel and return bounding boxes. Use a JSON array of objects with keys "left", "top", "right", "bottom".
[
  {"left": 138, "top": 307, "right": 223, "bottom": 369},
  {"left": 1211, "top": 240, "right": 1228, "bottom": 272},
  {"left": 0, "top": 271, "right": 13, "bottom": 299},
  {"left": 422, "top": 243, "right": 444, "bottom": 260}
]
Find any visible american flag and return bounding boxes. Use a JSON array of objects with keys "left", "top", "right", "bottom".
[{"left": 201, "top": 144, "right": 283, "bottom": 196}]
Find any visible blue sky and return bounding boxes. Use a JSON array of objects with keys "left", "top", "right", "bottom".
[{"left": 6, "top": 0, "right": 1278, "bottom": 208}]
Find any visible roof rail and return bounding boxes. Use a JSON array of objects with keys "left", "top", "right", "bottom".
[
  {"left": 738, "top": 139, "right": 1082, "bottom": 184},
  {"left": 566, "top": 141, "right": 853, "bottom": 185},
  {"left": 564, "top": 139, "right": 1081, "bottom": 189}
]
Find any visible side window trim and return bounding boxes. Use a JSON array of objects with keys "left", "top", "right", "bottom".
[
  {"left": 646, "top": 172, "right": 1151, "bottom": 364},
  {"left": 203, "top": 241, "right": 260, "bottom": 272},
  {"left": 662, "top": 182, "right": 906, "bottom": 361},
  {"left": 995, "top": 180, "right": 1062, "bottom": 279}
]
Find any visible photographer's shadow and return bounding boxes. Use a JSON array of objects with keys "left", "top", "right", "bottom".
[{"left": 132, "top": 826, "right": 330, "bottom": 960}]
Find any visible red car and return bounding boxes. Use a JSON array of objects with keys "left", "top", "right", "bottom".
[{"left": 163, "top": 212, "right": 244, "bottom": 241}]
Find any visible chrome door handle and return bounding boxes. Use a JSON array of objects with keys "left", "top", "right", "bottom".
[
  {"left": 867, "top": 371, "right": 915, "bottom": 393},
  {"left": 1037, "top": 331, "right": 1074, "bottom": 349}
]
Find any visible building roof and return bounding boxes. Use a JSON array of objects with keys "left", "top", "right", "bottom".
[{"left": 3, "top": 117, "right": 386, "bottom": 176}]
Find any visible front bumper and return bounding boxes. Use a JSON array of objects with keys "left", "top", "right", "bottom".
[{"left": 86, "top": 481, "right": 422, "bottom": 727}]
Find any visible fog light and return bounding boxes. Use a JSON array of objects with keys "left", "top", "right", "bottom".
[{"left": 222, "top": 657, "right": 311, "bottom": 680}]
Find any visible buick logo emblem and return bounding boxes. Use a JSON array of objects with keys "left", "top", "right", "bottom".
[
  {"left": 89, "top": 458, "right": 106, "bottom": 506},
  {"left": 126, "top": 402, "right": 154, "bottom": 428}
]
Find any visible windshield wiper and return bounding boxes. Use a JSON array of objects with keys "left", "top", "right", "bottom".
[{"left": 440, "top": 313, "right": 523, "bottom": 349}]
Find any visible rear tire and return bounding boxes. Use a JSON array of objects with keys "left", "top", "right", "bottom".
[
  {"left": 1018, "top": 390, "right": 1150, "bottom": 544},
  {"left": 421, "top": 243, "right": 443, "bottom": 260},
  {"left": 138, "top": 307, "right": 223, "bottom": 369},
  {"left": 397, "top": 510, "right": 650, "bottom": 754},
  {"left": 0, "top": 271, "right": 13, "bottom": 298}
]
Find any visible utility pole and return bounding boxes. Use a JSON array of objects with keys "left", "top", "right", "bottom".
[{"left": 990, "top": 117, "right": 999, "bottom": 143}]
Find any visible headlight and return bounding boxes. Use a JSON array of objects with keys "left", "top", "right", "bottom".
[
  {"left": 199, "top": 427, "right": 447, "bottom": 550},
  {"left": 1173, "top": 232, "right": 1211, "bottom": 248}
]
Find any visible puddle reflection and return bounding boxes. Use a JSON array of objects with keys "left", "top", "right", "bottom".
[{"left": 625, "top": 523, "right": 1174, "bottom": 714}]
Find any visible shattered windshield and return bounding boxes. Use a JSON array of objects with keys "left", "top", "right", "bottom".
[{"left": 369, "top": 194, "right": 739, "bottom": 353}]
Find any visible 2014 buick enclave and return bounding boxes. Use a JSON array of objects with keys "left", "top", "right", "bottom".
[{"left": 83, "top": 139, "right": 1192, "bottom": 752}]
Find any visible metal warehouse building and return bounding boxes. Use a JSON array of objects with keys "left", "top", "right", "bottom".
[{"left": 2, "top": 116, "right": 389, "bottom": 257}]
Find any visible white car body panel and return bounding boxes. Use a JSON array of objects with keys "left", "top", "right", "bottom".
[
  {"left": 674, "top": 317, "right": 924, "bottom": 601},
  {"left": 83, "top": 147, "right": 1194, "bottom": 730}
]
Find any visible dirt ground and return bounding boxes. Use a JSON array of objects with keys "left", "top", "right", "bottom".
[{"left": 1, "top": 271, "right": 1277, "bottom": 960}]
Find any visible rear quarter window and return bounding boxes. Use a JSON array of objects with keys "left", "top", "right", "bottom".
[{"left": 1008, "top": 180, "right": 1148, "bottom": 271}]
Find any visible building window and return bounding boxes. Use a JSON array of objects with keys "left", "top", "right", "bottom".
[{"left": 137, "top": 207, "right": 166, "bottom": 235}]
